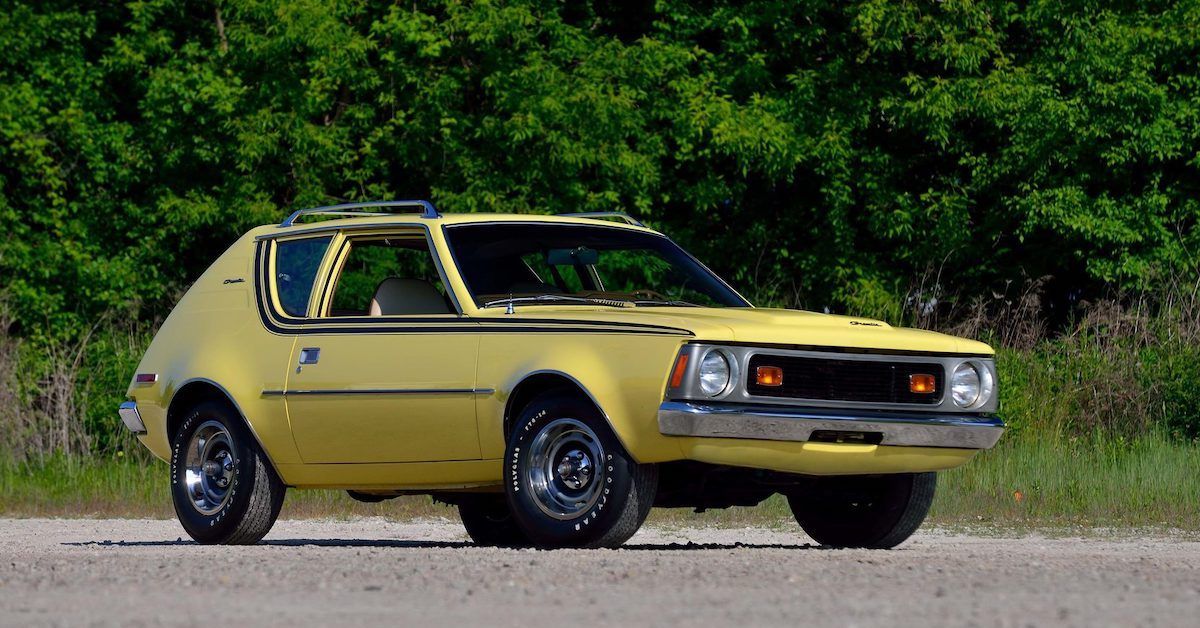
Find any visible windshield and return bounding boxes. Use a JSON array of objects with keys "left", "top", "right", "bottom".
[{"left": 443, "top": 223, "right": 749, "bottom": 309}]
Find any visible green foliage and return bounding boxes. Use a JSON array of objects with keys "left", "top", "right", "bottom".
[
  {"left": 2, "top": 1, "right": 1199, "bottom": 337},
  {"left": 929, "top": 431, "right": 1200, "bottom": 529}
]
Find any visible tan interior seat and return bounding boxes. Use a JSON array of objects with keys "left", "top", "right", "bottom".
[{"left": 368, "top": 278, "right": 451, "bottom": 316}]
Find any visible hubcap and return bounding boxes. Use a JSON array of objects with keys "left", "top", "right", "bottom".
[
  {"left": 525, "top": 418, "right": 605, "bottom": 520},
  {"left": 556, "top": 449, "right": 593, "bottom": 490},
  {"left": 183, "top": 421, "right": 236, "bottom": 515}
]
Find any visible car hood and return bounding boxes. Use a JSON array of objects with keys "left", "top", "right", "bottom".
[{"left": 490, "top": 306, "right": 993, "bottom": 355}]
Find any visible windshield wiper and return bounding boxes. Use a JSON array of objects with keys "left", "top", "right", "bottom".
[
  {"left": 482, "top": 294, "right": 635, "bottom": 310},
  {"left": 632, "top": 299, "right": 701, "bottom": 307}
]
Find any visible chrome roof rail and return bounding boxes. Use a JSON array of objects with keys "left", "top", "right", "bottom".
[
  {"left": 556, "top": 211, "right": 645, "bottom": 227},
  {"left": 280, "top": 200, "right": 440, "bottom": 227}
]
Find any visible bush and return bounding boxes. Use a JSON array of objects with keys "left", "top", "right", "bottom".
[{"left": 0, "top": 315, "right": 151, "bottom": 463}]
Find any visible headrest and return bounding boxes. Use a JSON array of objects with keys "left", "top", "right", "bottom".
[{"left": 368, "top": 278, "right": 451, "bottom": 316}]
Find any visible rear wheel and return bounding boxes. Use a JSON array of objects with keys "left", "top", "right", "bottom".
[
  {"left": 787, "top": 472, "right": 936, "bottom": 549},
  {"left": 457, "top": 495, "right": 530, "bottom": 547},
  {"left": 170, "top": 400, "right": 286, "bottom": 544},
  {"left": 504, "top": 394, "right": 657, "bottom": 549}
]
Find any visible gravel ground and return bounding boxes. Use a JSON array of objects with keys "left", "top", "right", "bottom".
[{"left": 2, "top": 518, "right": 1199, "bottom": 627}]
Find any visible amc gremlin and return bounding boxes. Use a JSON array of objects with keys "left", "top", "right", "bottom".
[{"left": 120, "top": 201, "right": 1002, "bottom": 549}]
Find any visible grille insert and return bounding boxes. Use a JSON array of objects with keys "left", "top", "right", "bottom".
[{"left": 745, "top": 354, "right": 944, "bottom": 405}]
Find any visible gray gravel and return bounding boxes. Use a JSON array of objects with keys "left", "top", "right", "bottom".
[{"left": 2, "top": 518, "right": 1199, "bottom": 627}]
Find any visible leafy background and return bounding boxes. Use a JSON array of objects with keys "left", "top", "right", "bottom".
[
  {"left": 4, "top": 0, "right": 1198, "bottom": 339},
  {"left": 2, "top": 1, "right": 1200, "bottom": 524}
]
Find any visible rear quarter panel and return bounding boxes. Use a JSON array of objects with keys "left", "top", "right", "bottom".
[{"left": 127, "top": 232, "right": 301, "bottom": 469}]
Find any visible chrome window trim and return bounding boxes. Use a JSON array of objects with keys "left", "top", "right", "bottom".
[
  {"left": 667, "top": 343, "right": 999, "bottom": 414},
  {"left": 269, "top": 234, "right": 336, "bottom": 319}
]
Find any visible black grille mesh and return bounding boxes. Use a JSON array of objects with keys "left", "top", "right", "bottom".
[{"left": 745, "top": 354, "right": 944, "bottom": 404}]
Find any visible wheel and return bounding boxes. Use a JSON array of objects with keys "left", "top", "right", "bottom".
[
  {"left": 457, "top": 495, "right": 531, "bottom": 547},
  {"left": 787, "top": 472, "right": 936, "bottom": 549},
  {"left": 170, "top": 400, "right": 286, "bottom": 544},
  {"left": 504, "top": 394, "right": 657, "bottom": 549}
]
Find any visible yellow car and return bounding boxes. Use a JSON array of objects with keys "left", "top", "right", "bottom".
[{"left": 120, "top": 201, "right": 1002, "bottom": 549}]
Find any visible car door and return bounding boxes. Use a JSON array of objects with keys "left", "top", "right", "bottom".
[{"left": 276, "top": 228, "right": 483, "bottom": 464}]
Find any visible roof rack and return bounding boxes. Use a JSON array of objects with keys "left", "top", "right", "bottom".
[
  {"left": 557, "top": 211, "right": 645, "bottom": 227},
  {"left": 280, "top": 200, "right": 440, "bottom": 227}
]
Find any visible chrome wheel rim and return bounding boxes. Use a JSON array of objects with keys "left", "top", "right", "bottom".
[
  {"left": 526, "top": 418, "right": 605, "bottom": 520},
  {"left": 183, "top": 420, "right": 236, "bottom": 515}
]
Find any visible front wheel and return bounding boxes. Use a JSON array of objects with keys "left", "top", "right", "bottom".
[
  {"left": 787, "top": 472, "right": 936, "bottom": 549},
  {"left": 170, "top": 400, "right": 286, "bottom": 544},
  {"left": 504, "top": 394, "right": 657, "bottom": 549}
]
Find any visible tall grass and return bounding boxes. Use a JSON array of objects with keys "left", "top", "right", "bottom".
[
  {"left": 931, "top": 432, "right": 1200, "bottom": 529},
  {"left": 0, "top": 307, "right": 150, "bottom": 465}
]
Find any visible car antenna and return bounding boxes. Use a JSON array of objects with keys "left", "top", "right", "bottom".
[{"left": 506, "top": 293, "right": 515, "bottom": 315}]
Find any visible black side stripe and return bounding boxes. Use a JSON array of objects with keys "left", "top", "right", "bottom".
[{"left": 254, "top": 242, "right": 693, "bottom": 337}]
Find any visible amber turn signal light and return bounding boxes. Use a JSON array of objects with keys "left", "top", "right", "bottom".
[
  {"left": 669, "top": 354, "right": 690, "bottom": 388},
  {"left": 909, "top": 373, "right": 936, "bottom": 394},
  {"left": 755, "top": 366, "right": 784, "bottom": 387}
]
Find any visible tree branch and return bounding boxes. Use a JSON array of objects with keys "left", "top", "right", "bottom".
[{"left": 215, "top": 7, "right": 229, "bottom": 53}]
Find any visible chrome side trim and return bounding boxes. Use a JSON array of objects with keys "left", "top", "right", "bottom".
[
  {"left": 118, "top": 401, "right": 146, "bottom": 434},
  {"left": 261, "top": 388, "right": 495, "bottom": 397},
  {"left": 658, "top": 401, "right": 1004, "bottom": 450}
]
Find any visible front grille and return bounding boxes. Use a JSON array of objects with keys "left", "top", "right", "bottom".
[{"left": 745, "top": 354, "right": 944, "bottom": 405}]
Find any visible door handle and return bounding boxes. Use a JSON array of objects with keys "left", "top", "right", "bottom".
[{"left": 298, "top": 347, "right": 321, "bottom": 365}]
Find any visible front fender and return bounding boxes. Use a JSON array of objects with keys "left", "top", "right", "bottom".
[{"left": 477, "top": 333, "right": 688, "bottom": 462}]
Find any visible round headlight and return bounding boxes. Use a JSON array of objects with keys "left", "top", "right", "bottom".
[
  {"left": 698, "top": 350, "right": 732, "bottom": 396},
  {"left": 951, "top": 362, "right": 981, "bottom": 407}
]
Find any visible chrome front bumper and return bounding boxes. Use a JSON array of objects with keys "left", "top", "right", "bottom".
[{"left": 658, "top": 401, "right": 1004, "bottom": 450}]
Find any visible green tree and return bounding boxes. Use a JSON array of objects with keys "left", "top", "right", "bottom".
[{"left": 1, "top": 1, "right": 1198, "bottom": 339}]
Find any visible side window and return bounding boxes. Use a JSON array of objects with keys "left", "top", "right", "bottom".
[
  {"left": 274, "top": 236, "right": 332, "bottom": 317},
  {"left": 326, "top": 235, "right": 453, "bottom": 316}
]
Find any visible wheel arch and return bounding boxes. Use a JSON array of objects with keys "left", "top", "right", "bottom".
[
  {"left": 167, "top": 378, "right": 281, "bottom": 476},
  {"left": 503, "top": 370, "right": 620, "bottom": 446}
]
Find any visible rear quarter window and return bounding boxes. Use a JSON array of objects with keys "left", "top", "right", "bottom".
[{"left": 273, "top": 236, "right": 332, "bottom": 317}]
